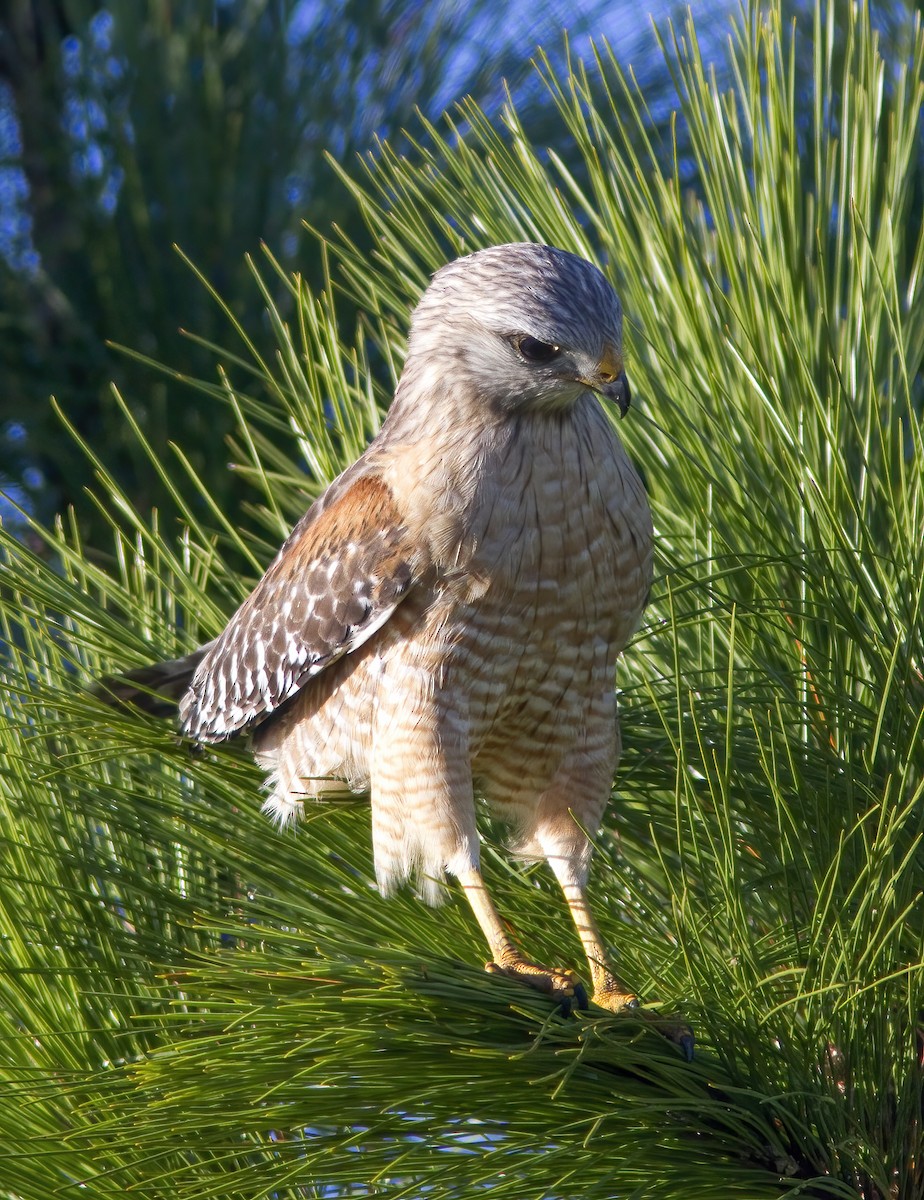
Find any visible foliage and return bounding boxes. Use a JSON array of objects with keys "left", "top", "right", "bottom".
[
  {"left": 1, "top": 1, "right": 923, "bottom": 1197},
  {"left": 0, "top": 0, "right": 612, "bottom": 535}
]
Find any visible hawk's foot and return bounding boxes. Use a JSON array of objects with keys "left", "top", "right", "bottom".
[
  {"left": 591, "top": 981, "right": 694, "bottom": 1060},
  {"left": 589, "top": 977, "right": 640, "bottom": 1013},
  {"left": 485, "top": 957, "right": 589, "bottom": 1014}
]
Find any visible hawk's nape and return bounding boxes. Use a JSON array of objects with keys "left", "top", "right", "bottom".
[{"left": 98, "top": 242, "right": 693, "bottom": 1059}]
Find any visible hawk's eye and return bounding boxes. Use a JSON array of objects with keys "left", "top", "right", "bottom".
[{"left": 515, "top": 335, "right": 561, "bottom": 364}]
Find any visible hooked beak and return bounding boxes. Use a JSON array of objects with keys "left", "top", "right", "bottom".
[
  {"left": 597, "top": 372, "right": 631, "bottom": 418},
  {"left": 577, "top": 346, "right": 632, "bottom": 418}
]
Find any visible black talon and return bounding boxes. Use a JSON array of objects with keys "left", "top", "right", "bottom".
[
  {"left": 573, "top": 982, "right": 589, "bottom": 1011},
  {"left": 679, "top": 1033, "right": 695, "bottom": 1062}
]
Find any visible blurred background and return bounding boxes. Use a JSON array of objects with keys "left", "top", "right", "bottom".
[{"left": 0, "top": 0, "right": 722, "bottom": 541}]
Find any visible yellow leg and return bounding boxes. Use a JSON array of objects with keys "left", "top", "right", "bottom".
[
  {"left": 560, "top": 880, "right": 695, "bottom": 1059},
  {"left": 457, "top": 865, "right": 584, "bottom": 1007},
  {"left": 456, "top": 864, "right": 693, "bottom": 1057},
  {"left": 560, "top": 882, "right": 639, "bottom": 1011}
]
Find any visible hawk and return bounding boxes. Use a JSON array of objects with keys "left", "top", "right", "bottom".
[{"left": 107, "top": 243, "right": 690, "bottom": 1054}]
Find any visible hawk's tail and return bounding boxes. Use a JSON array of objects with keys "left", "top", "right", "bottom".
[{"left": 93, "top": 645, "right": 211, "bottom": 718}]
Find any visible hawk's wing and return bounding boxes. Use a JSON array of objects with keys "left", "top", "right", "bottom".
[{"left": 179, "top": 473, "right": 424, "bottom": 742}]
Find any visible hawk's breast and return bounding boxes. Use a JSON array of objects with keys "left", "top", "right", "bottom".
[{"left": 432, "top": 398, "right": 653, "bottom": 744}]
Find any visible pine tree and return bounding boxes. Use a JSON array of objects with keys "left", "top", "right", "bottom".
[{"left": 2, "top": 3, "right": 922, "bottom": 1196}]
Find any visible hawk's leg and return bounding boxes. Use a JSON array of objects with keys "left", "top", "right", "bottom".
[
  {"left": 560, "top": 881, "right": 639, "bottom": 1011},
  {"left": 456, "top": 865, "right": 587, "bottom": 1011},
  {"left": 558, "top": 877, "right": 694, "bottom": 1059},
  {"left": 526, "top": 741, "right": 695, "bottom": 1057}
]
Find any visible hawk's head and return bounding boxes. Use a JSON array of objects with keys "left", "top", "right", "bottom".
[{"left": 406, "top": 242, "right": 631, "bottom": 418}]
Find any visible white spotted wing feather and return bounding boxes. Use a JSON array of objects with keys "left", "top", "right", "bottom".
[{"left": 179, "top": 474, "right": 423, "bottom": 741}]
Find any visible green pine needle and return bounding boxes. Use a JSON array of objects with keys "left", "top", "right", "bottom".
[{"left": 2, "top": 3, "right": 923, "bottom": 1197}]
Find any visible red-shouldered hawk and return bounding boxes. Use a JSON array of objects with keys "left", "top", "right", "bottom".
[{"left": 107, "top": 243, "right": 691, "bottom": 1056}]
